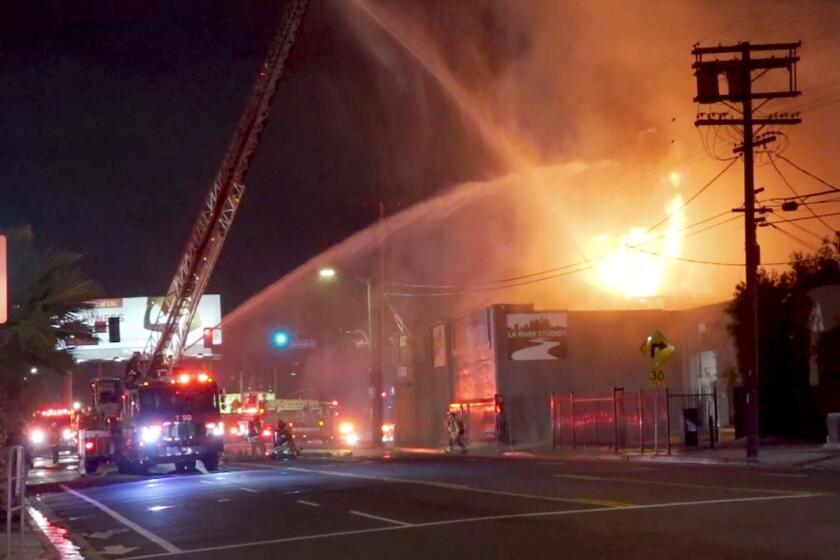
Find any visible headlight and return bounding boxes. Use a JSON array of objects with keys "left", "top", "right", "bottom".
[
  {"left": 140, "top": 425, "right": 162, "bottom": 444},
  {"left": 206, "top": 422, "right": 225, "bottom": 437},
  {"left": 30, "top": 429, "right": 46, "bottom": 445},
  {"left": 338, "top": 421, "right": 354, "bottom": 435},
  {"left": 62, "top": 428, "right": 76, "bottom": 441},
  {"left": 345, "top": 433, "right": 359, "bottom": 446}
]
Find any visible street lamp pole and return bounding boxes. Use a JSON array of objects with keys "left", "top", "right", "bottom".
[{"left": 319, "top": 267, "right": 382, "bottom": 446}]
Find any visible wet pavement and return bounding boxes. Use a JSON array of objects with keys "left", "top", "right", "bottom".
[{"left": 22, "top": 451, "right": 840, "bottom": 559}]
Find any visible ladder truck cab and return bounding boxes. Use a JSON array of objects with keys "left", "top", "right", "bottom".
[{"left": 79, "top": 371, "right": 225, "bottom": 475}]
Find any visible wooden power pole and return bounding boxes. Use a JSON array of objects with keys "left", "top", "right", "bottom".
[{"left": 692, "top": 41, "right": 801, "bottom": 460}]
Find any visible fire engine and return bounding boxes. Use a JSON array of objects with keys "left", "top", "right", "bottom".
[
  {"left": 77, "top": 371, "right": 225, "bottom": 474},
  {"left": 26, "top": 407, "right": 79, "bottom": 466},
  {"left": 73, "top": 0, "right": 310, "bottom": 477}
]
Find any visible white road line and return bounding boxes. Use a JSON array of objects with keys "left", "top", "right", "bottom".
[
  {"left": 551, "top": 473, "right": 804, "bottom": 495},
  {"left": 199, "top": 480, "right": 214, "bottom": 485},
  {"left": 240, "top": 487, "right": 259, "bottom": 493},
  {"left": 119, "top": 492, "right": 820, "bottom": 560},
  {"left": 287, "top": 467, "right": 627, "bottom": 507},
  {"left": 217, "top": 499, "right": 231, "bottom": 503},
  {"left": 296, "top": 500, "right": 320, "bottom": 507},
  {"left": 59, "top": 485, "right": 182, "bottom": 554},
  {"left": 349, "top": 510, "right": 412, "bottom": 526}
]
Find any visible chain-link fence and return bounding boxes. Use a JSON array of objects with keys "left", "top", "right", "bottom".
[{"left": 551, "top": 387, "right": 718, "bottom": 452}]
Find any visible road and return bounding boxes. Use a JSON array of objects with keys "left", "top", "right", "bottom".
[{"left": 27, "top": 453, "right": 840, "bottom": 559}]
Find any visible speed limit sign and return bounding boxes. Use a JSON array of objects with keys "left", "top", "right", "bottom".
[{"left": 648, "top": 367, "right": 666, "bottom": 387}]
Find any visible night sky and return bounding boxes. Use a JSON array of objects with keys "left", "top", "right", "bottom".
[{"left": 0, "top": 1, "right": 495, "bottom": 312}]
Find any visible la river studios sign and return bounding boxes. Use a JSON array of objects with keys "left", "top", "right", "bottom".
[{"left": 506, "top": 312, "right": 568, "bottom": 360}]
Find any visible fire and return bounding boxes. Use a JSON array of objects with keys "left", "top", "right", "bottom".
[{"left": 588, "top": 173, "right": 685, "bottom": 299}]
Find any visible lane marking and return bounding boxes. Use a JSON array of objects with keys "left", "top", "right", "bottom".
[
  {"left": 217, "top": 499, "right": 231, "bottom": 503},
  {"left": 349, "top": 510, "right": 412, "bottom": 526},
  {"left": 296, "top": 500, "right": 320, "bottom": 507},
  {"left": 241, "top": 487, "right": 260, "bottom": 493},
  {"left": 59, "top": 485, "right": 182, "bottom": 554},
  {"left": 551, "top": 474, "right": 806, "bottom": 495},
  {"left": 286, "top": 466, "right": 629, "bottom": 508},
  {"left": 119, "top": 492, "right": 820, "bottom": 560}
]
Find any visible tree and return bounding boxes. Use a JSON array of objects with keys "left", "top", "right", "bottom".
[
  {"left": 0, "top": 227, "right": 100, "bottom": 446},
  {"left": 726, "top": 241, "right": 840, "bottom": 440}
]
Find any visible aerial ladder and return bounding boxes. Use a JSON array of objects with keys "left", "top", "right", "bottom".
[{"left": 142, "top": 0, "right": 310, "bottom": 376}]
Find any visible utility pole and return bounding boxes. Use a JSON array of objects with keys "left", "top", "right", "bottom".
[
  {"left": 369, "top": 201, "right": 386, "bottom": 447},
  {"left": 692, "top": 41, "right": 801, "bottom": 461}
]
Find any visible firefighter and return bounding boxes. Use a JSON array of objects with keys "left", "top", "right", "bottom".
[
  {"left": 446, "top": 410, "right": 467, "bottom": 454},
  {"left": 247, "top": 416, "right": 266, "bottom": 457},
  {"left": 273, "top": 419, "right": 298, "bottom": 459}
]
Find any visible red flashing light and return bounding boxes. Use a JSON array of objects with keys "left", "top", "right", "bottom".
[
  {"left": 178, "top": 373, "right": 191, "bottom": 384},
  {"left": 331, "top": 400, "right": 339, "bottom": 406},
  {"left": 262, "top": 429, "right": 272, "bottom": 437},
  {"left": 197, "top": 373, "right": 209, "bottom": 383},
  {"left": 85, "top": 441, "right": 95, "bottom": 450}
]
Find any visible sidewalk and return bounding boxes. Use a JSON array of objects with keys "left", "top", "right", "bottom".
[
  {"left": 347, "top": 442, "right": 840, "bottom": 470},
  {"left": 0, "top": 516, "right": 56, "bottom": 560}
]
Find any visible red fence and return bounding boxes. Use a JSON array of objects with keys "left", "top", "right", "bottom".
[{"left": 550, "top": 388, "right": 718, "bottom": 452}]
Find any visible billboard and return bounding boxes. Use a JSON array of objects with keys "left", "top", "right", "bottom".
[
  {"left": 69, "top": 295, "right": 222, "bottom": 361},
  {"left": 506, "top": 312, "right": 567, "bottom": 360}
]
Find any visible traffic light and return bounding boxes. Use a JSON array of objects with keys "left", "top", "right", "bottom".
[
  {"left": 272, "top": 330, "right": 291, "bottom": 348},
  {"left": 108, "top": 316, "right": 121, "bottom": 343},
  {"left": 203, "top": 328, "right": 213, "bottom": 348}
]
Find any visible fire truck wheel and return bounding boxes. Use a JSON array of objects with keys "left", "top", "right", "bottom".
[
  {"left": 83, "top": 458, "right": 100, "bottom": 474},
  {"left": 202, "top": 453, "right": 220, "bottom": 472}
]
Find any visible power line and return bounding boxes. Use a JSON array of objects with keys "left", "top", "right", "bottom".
[
  {"left": 765, "top": 223, "right": 821, "bottom": 252},
  {"left": 777, "top": 154, "right": 840, "bottom": 192},
  {"left": 765, "top": 210, "right": 840, "bottom": 225},
  {"left": 769, "top": 212, "right": 831, "bottom": 242},
  {"left": 770, "top": 157, "right": 837, "bottom": 235},
  {"left": 387, "top": 209, "right": 739, "bottom": 291},
  {"left": 630, "top": 246, "right": 792, "bottom": 267},
  {"left": 387, "top": 211, "right": 745, "bottom": 295},
  {"left": 645, "top": 159, "right": 738, "bottom": 233}
]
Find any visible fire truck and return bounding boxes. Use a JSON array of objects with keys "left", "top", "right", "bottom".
[
  {"left": 26, "top": 407, "right": 79, "bottom": 466},
  {"left": 77, "top": 371, "right": 225, "bottom": 474},
  {"left": 73, "top": 0, "right": 310, "bottom": 477},
  {"left": 222, "top": 394, "right": 359, "bottom": 450}
]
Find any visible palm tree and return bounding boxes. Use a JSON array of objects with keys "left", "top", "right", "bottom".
[{"left": 0, "top": 227, "right": 100, "bottom": 449}]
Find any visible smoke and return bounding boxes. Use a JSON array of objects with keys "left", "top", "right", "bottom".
[{"left": 222, "top": 0, "right": 840, "bottom": 394}]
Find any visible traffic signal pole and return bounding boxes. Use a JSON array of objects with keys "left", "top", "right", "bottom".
[{"left": 692, "top": 41, "right": 801, "bottom": 461}]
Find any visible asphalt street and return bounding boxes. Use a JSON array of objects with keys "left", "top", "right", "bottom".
[{"left": 26, "top": 453, "right": 840, "bottom": 559}]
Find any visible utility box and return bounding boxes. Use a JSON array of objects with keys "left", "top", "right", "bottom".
[
  {"left": 827, "top": 413, "right": 840, "bottom": 446},
  {"left": 683, "top": 408, "right": 700, "bottom": 447}
]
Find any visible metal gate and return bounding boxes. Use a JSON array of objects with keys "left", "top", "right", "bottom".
[{"left": 550, "top": 388, "right": 719, "bottom": 452}]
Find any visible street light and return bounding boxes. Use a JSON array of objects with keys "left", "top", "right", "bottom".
[
  {"left": 317, "top": 267, "right": 372, "bottom": 349},
  {"left": 30, "top": 367, "right": 38, "bottom": 375},
  {"left": 317, "top": 266, "right": 381, "bottom": 447}
]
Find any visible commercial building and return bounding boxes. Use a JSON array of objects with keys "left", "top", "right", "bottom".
[{"left": 393, "top": 302, "right": 737, "bottom": 448}]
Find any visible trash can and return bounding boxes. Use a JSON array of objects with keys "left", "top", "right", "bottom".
[{"left": 683, "top": 408, "right": 699, "bottom": 447}]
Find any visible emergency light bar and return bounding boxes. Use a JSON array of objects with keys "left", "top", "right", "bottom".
[{"left": 168, "top": 372, "right": 213, "bottom": 385}]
